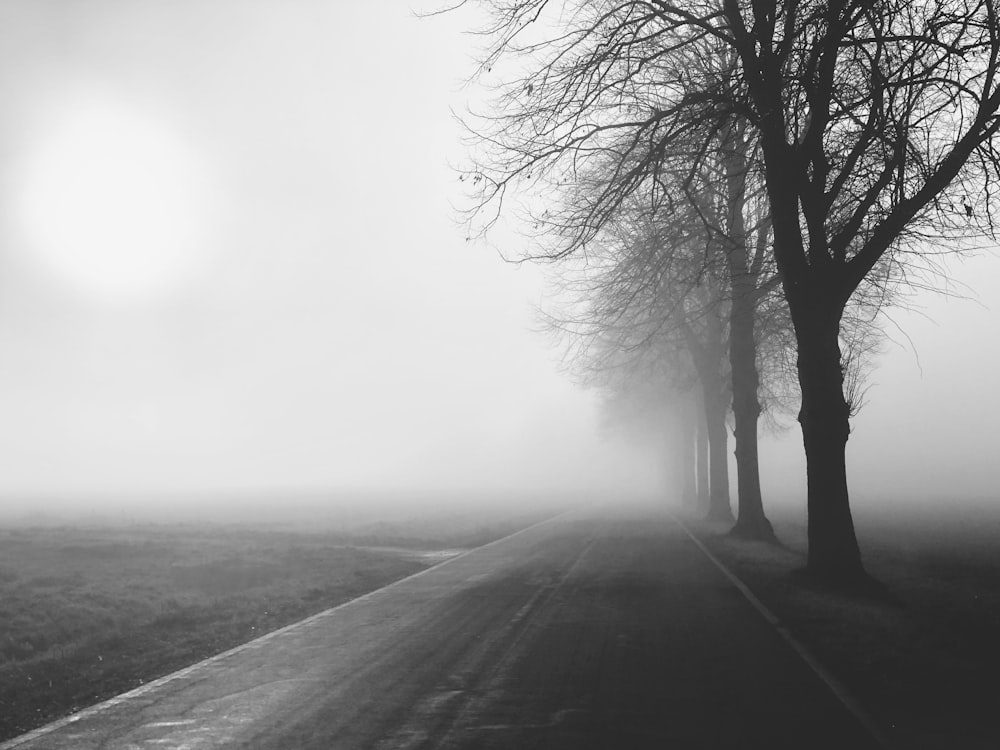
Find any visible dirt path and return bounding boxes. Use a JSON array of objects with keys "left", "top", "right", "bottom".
[{"left": 2, "top": 504, "right": 880, "bottom": 749}]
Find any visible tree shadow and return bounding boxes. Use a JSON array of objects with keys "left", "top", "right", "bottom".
[{"left": 789, "top": 566, "right": 901, "bottom": 606}]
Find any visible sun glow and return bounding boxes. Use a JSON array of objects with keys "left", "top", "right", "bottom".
[{"left": 14, "top": 99, "right": 213, "bottom": 303}]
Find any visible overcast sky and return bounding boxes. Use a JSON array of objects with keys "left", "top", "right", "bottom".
[{"left": 0, "top": 1, "right": 996, "bottom": 515}]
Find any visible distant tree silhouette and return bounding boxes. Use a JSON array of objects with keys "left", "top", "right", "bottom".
[
  {"left": 510, "top": 119, "right": 795, "bottom": 534},
  {"left": 676, "top": 121, "right": 781, "bottom": 538},
  {"left": 545, "top": 208, "right": 734, "bottom": 518},
  {"left": 545, "top": 194, "right": 795, "bottom": 527}
]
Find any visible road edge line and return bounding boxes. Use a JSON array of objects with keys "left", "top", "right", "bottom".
[
  {"left": 0, "top": 507, "right": 577, "bottom": 749},
  {"left": 669, "top": 511, "right": 892, "bottom": 749}
]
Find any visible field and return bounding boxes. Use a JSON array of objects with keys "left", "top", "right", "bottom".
[
  {"left": 0, "top": 506, "right": 550, "bottom": 743},
  {"left": 694, "top": 501, "right": 1000, "bottom": 750}
]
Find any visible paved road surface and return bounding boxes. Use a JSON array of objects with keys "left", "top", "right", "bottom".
[{"left": 3, "top": 504, "right": 880, "bottom": 749}]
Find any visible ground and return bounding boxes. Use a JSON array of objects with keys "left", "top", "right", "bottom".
[
  {"left": 2, "top": 499, "right": 997, "bottom": 748},
  {"left": 693, "top": 500, "right": 1000, "bottom": 749},
  {"left": 2, "top": 504, "right": 879, "bottom": 750}
]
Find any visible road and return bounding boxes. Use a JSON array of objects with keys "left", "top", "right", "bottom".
[{"left": 3, "top": 503, "right": 880, "bottom": 749}]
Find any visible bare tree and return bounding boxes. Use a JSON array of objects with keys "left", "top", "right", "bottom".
[
  {"left": 714, "top": 0, "right": 1000, "bottom": 582},
  {"left": 678, "top": 119, "right": 782, "bottom": 538},
  {"left": 547, "top": 205, "right": 736, "bottom": 521},
  {"left": 516, "top": 115, "right": 790, "bottom": 535},
  {"left": 454, "top": 0, "right": 1000, "bottom": 583}
]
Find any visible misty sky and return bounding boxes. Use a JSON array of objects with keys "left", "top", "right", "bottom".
[{"left": 0, "top": 1, "right": 997, "bottom": 512}]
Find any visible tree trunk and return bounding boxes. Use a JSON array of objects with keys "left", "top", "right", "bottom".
[
  {"left": 728, "top": 287, "right": 773, "bottom": 539},
  {"left": 680, "top": 396, "right": 698, "bottom": 508},
  {"left": 663, "top": 403, "right": 688, "bottom": 505},
  {"left": 721, "top": 127, "right": 774, "bottom": 540},
  {"left": 702, "top": 380, "right": 734, "bottom": 523},
  {"left": 684, "top": 295, "right": 733, "bottom": 524},
  {"left": 754, "top": 109, "right": 868, "bottom": 581},
  {"left": 793, "top": 300, "right": 865, "bottom": 582},
  {"left": 696, "top": 406, "right": 710, "bottom": 511}
]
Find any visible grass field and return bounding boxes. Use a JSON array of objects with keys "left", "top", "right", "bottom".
[
  {"left": 0, "top": 508, "right": 549, "bottom": 743},
  {"left": 693, "top": 501, "right": 1000, "bottom": 750}
]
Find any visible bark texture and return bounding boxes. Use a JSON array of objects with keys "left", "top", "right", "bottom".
[
  {"left": 722, "top": 132, "right": 773, "bottom": 540},
  {"left": 790, "top": 292, "right": 864, "bottom": 580},
  {"left": 728, "top": 289, "right": 773, "bottom": 539}
]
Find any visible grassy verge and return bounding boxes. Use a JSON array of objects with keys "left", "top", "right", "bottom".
[{"left": 688, "top": 504, "right": 1000, "bottom": 750}]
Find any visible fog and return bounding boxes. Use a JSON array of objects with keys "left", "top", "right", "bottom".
[
  {"left": 0, "top": 0, "right": 997, "bottom": 522},
  {"left": 0, "top": 0, "right": 663, "bottom": 521},
  {"left": 759, "top": 252, "right": 1000, "bottom": 510}
]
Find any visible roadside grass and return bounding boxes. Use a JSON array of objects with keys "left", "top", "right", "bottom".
[
  {"left": 690, "top": 503, "right": 1000, "bottom": 750},
  {"left": 0, "top": 511, "right": 548, "bottom": 743}
]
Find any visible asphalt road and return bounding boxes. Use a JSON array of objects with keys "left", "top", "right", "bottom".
[{"left": 4, "top": 503, "right": 880, "bottom": 749}]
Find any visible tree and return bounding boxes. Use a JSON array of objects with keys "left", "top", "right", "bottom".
[
  {"left": 547, "top": 206, "right": 735, "bottom": 518},
  {"left": 455, "top": 0, "right": 1000, "bottom": 583},
  {"left": 713, "top": 0, "right": 1000, "bottom": 581},
  {"left": 545, "top": 187, "right": 796, "bottom": 527},
  {"left": 678, "top": 277, "right": 736, "bottom": 523},
  {"left": 488, "top": 104, "right": 791, "bottom": 534},
  {"left": 456, "top": 1, "right": 784, "bottom": 534},
  {"left": 678, "top": 119, "right": 781, "bottom": 537}
]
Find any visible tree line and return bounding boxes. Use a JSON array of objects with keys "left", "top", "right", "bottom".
[{"left": 450, "top": 0, "right": 1000, "bottom": 585}]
